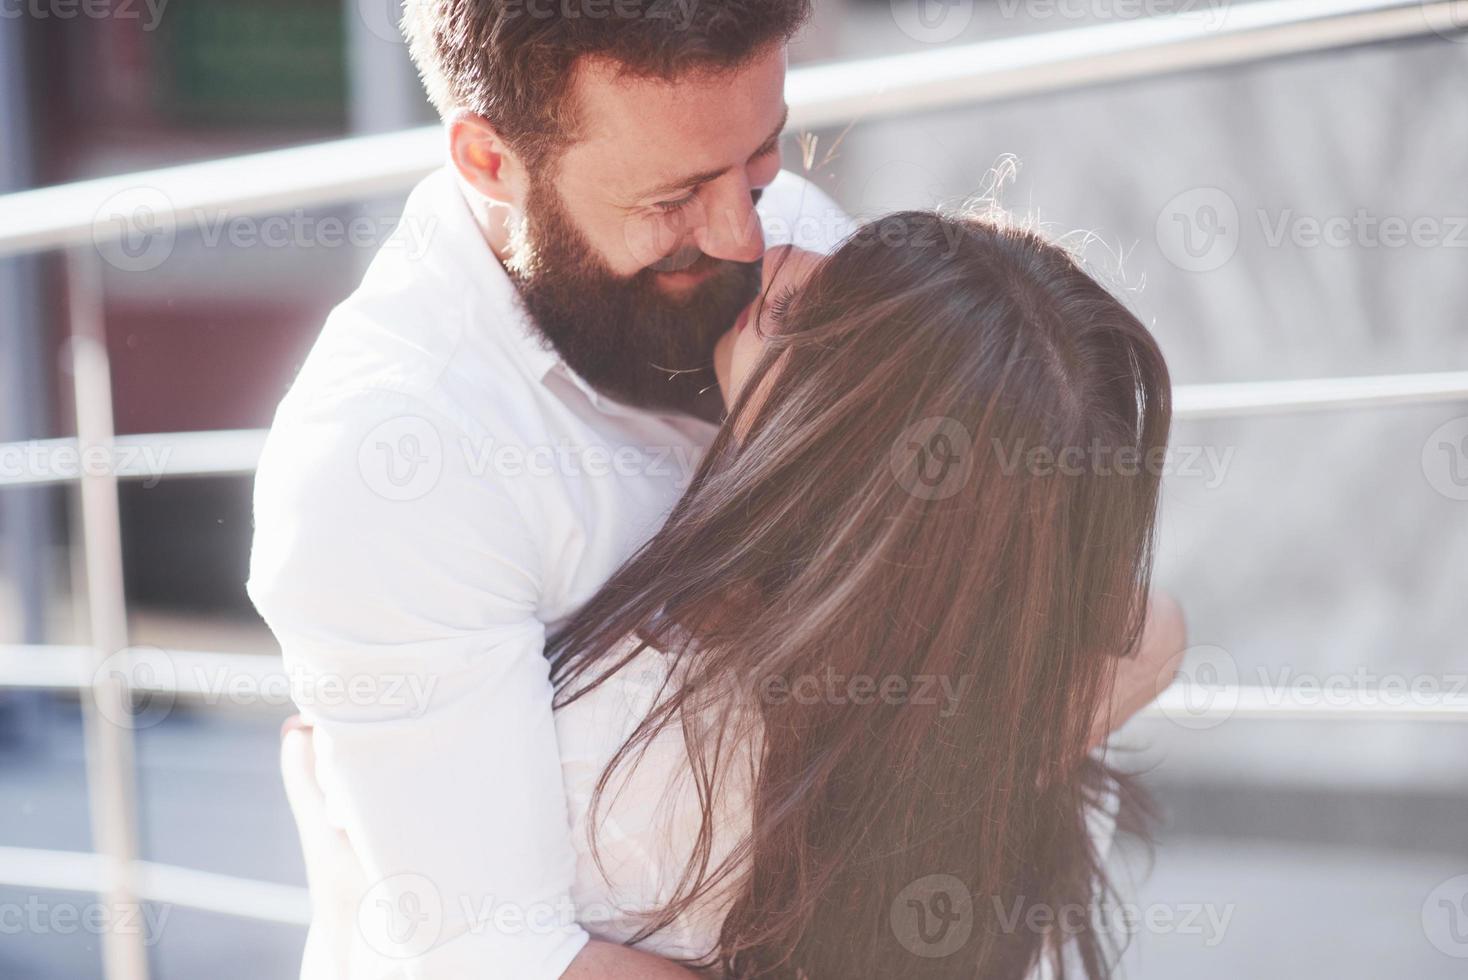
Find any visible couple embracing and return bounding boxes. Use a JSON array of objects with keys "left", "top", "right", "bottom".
[{"left": 248, "top": 1, "right": 1186, "bottom": 977}]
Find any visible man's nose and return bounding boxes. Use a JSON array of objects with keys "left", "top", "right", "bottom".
[{"left": 694, "top": 180, "right": 765, "bottom": 264}]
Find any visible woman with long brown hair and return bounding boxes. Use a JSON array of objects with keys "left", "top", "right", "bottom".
[{"left": 546, "top": 207, "right": 1181, "bottom": 979}]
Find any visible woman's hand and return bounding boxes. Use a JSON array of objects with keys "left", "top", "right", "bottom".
[{"left": 1091, "top": 591, "right": 1187, "bottom": 748}]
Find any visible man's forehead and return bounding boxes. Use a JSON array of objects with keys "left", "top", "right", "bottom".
[{"left": 561, "top": 50, "right": 788, "bottom": 195}]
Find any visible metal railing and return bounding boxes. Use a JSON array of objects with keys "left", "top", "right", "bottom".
[
  {"left": 6, "top": 369, "right": 1468, "bottom": 492},
  {"left": 0, "top": 1, "right": 1464, "bottom": 977},
  {"left": 3, "top": 0, "right": 1464, "bottom": 259}
]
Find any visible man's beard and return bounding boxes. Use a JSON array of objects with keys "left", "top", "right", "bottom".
[{"left": 503, "top": 174, "right": 761, "bottom": 417}]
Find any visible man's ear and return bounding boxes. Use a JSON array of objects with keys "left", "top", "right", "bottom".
[{"left": 448, "top": 111, "right": 527, "bottom": 208}]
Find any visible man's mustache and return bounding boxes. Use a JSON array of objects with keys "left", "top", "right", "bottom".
[{"left": 649, "top": 244, "right": 708, "bottom": 273}]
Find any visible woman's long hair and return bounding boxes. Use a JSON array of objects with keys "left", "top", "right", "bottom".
[{"left": 547, "top": 208, "right": 1172, "bottom": 979}]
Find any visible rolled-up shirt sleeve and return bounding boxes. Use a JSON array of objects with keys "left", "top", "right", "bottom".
[{"left": 247, "top": 386, "right": 589, "bottom": 979}]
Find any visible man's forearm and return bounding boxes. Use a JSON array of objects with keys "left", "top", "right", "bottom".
[{"left": 562, "top": 940, "right": 704, "bottom": 979}]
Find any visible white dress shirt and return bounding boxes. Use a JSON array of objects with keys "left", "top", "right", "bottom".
[{"left": 247, "top": 165, "right": 852, "bottom": 979}]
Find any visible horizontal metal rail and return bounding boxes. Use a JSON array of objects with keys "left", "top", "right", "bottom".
[
  {"left": 788, "top": 0, "right": 1466, "bottom": 128},
  {"left": 1171, "top": 369, "right": 1468, "bottom": 419},
  {"left": 0, "top": 429, "right": 267, "bottom": 488},
  {"left": 1148, "top": 683, "right": 1468, "bottom": 721},
  {"left": 2, "top": 371, "right": 1464, "bottom": 488},
  {"left": 0, "top": 846, "right": 311, "bottom": 927},
  {"left": 0, "top": 0, "right": 1459, "bottom": 259},
  {"left": 2, "top": 643, "right": 1463, "bottom": 933},
  {"left": 0, "top": 645, "right": 284, "bottom": 701}
]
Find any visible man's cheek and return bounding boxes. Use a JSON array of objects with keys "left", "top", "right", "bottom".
[
  {"left": 588, "top": 219, "right": 651, "bottom": 276},
  {"left": 622, "top": 210, "right": 698, "bottom": 272}
]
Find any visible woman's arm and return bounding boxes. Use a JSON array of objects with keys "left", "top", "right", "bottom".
[
  {"left": 1090, "top": 590, "right": 1187, "bottom": 748},
  {"left": 563, "top": 941, "right": 702, "bottom": 979}
]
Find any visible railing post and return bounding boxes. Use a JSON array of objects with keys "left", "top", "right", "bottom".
[{"left": 66, "top": 249, "right": 150, "bottom": 980}]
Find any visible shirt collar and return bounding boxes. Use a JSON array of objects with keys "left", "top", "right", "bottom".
[
  {"left": 417, "top": 168, "right": 667, "bottom": 420},
  {"left": 414, "top": 168, "right": 559, "bottom": 379}
]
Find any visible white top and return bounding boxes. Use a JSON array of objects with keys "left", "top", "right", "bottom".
[
  {"left": 556, "top": 640, "right": 754, "bottom": 963},
  {"left": 247, "top": 165, "right": 852, "bottom": 978},
  {"left": 554, "top": 642, "right": 1121, "bottom": 972}
]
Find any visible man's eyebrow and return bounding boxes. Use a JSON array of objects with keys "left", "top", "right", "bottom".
[{"left": 639, "top": 105, "right": 790, "bottom": 201}]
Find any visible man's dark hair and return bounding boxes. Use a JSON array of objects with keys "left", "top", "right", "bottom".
[{"left": 403, "top": 0, "right": 811, "bottom": 166}]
